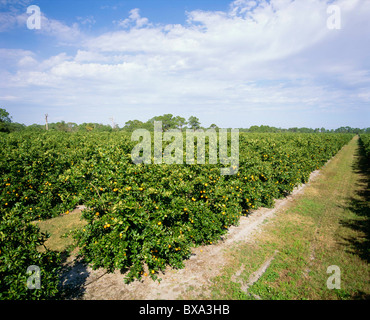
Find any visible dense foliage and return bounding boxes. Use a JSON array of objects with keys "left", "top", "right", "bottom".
[
  {"left": 359, "top": 134, "right": 370, "bottom": 159},
  {"left": 0, "top": 212, "right": 61, "bottom": 299},
  {"left": 0, "top": 131, "right": 353, "bottom": 297}
]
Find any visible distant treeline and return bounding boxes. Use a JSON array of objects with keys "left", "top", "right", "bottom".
[
  {"left": 239, "top": 125, "right": 370, "bottom": 134},
  {"left": 1, "top": 109, "right": 369, "bottom": 134}
]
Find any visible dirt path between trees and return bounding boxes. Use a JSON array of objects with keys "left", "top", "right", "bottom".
[{"left": 61, "top": 168, "right": 324, "bottom": 300}]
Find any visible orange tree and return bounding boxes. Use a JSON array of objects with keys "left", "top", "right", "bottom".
[
  {"left": 0, "top": 208, "right": 62, "bottom": 299},
  {"left": 359, "top": 134, "right": 370, "bottom": 159},
  {"left": 72, "top": 132, "right": 353, "bottom": 283},
  {"left": 0, "top": 130, "right": 353, "bottom": 295}
]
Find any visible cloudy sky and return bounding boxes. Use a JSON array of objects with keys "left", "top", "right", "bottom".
[{"left": 0, "top": 0, "right": 369, "bottom": 129}]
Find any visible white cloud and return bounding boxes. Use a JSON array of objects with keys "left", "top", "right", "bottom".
[
  {"left": 88, "top": 0, "right": 331, "bottom": 66},
  {"left": 76, "top": 15, "right": 96, "bottom": 26},
  {"left": 17, "top": 55, "right": 37, "bottom": 68},
  {"left": 1, "top": 0, "right": 369, "bottom": 128},
  {"left": 0, "top": 4, "right": 83, "bottom": 45},
  {"left": 0, "top": 10, "right": 27, "bottom": 31},
  {"left": 74, "top": 50, "right": 109, "bottom": 63},
  {"left": 37, "top": 15, "right": 82, "bottom": 44},
  {"left": 0, "top": 95, "right": 17, "bottom": 101},
  {"left": 115, "top": 8, "right": 150, "bottom": 29},
  {"left": 0, "top": 0, "right": 32, "bottom": 7},
  {"left": 0, "top": 48, "right": 35, "bottom": 71}
]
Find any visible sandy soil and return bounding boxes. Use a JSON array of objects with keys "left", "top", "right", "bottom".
[{"left": 60, "top": 169, "right": 323, "bottom": 300}]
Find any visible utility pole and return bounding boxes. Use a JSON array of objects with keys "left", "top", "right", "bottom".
[
  {"left": 45, "top": 114, "right": 49, "bottom": 131},
  {"left": 109, "top": 117, "right": 116, "bottom": 130}
]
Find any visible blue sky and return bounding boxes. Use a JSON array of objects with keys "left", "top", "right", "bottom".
[{"left": 0, "top": 0, "right": 369, "bottom": 129}]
